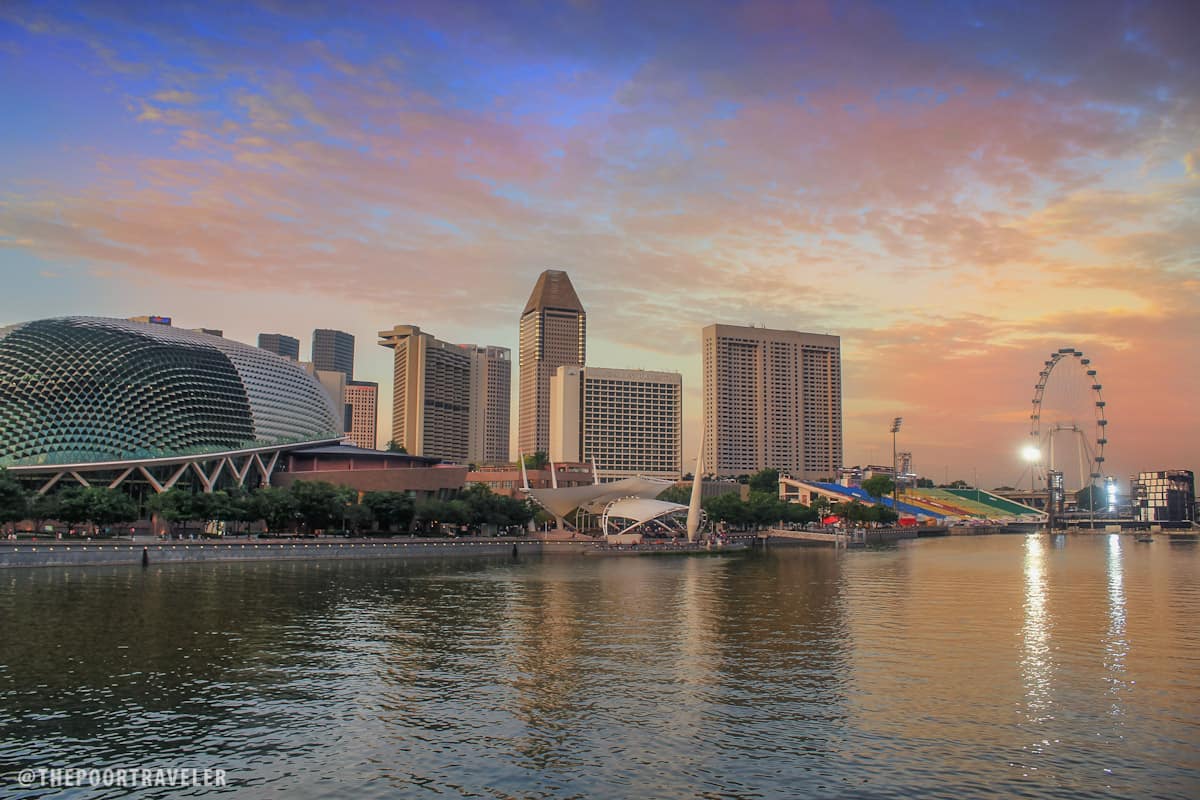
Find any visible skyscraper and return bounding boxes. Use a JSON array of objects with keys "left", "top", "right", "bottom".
[
  {"left": 462, "top": 344, "right": 511, "bottom": 464},
  {"left": 550, "top": 366, "right": 682, "bottom": 481},
  {"left": 344, "top": 380, "right": 379, "bottom": 450},
  {"left": 312, "top": 329, "right": 355, "bottom": 381},
  {"left": 518, "top": 270, "right": 585, "bottom": 457},
  {"left": 702, "top": 324, "right": 841, "bottom": 479},
  {"left": 378, "top": 325, "right": 471, "bottom": 462},
  {"left": 258, "top": 333, "right": 300, "bottom": 361}
]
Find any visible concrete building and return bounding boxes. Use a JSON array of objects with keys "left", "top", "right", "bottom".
[
  {"left": 259, "top": 333, "right": 300, "bottom": 361},
  {"left": 518, "top": 270, "right": 586, "bottom": 457},
  {"left": 1132, "top": 470, "right": 1196, "bottom": 522},
  {"left": 303, "top": 364, "right": 348, "bottom": 435},
  {"left": 463, "top": 344, "right": 511, "bottom": 464},
  {"left": 378, "top": 325, "right": 471, "bottom": 463},
  {"left": 276, "top": 445, "right": 466, "bottom": 501},
  {"left": 344, "top": 380, "right": 379, "bottom": 450},
  {"left": 312, "top": 328, "right": 355, "bottom": 381},
  {"left": 702, "top": 324, "right": 842, "bottom": 479},
  {"left": 550, "top": 366, "right": 682, "bottom": 481},
  {"left": 467, "top": 461, "right": 595, "bottom": 498}
]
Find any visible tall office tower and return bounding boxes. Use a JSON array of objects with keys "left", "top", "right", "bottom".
[
  {"left": 377, "top": 325, "right": 471, "bottom": 462},
  {"left": 702, "top": 324, "right": 841, "bottom": 479},
  {"left": 344, "top": 381, "right": 379, "bottom": 450},
  {"left": 550, "top": 367, "right": 683, "bottom": 481},
  {"left": 258, "top": 333, "right": 300, "bottom": 361},
  {"left": 462, "top": 345, "right": 511, "bottom": 464},
  {"left": 518, "top": 270, "right": 586, "bottom": 457},
  {"left": 312, "top": 329, "right": 355, "bottom": 381}
]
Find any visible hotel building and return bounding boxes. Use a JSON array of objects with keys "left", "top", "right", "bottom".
[
  {"left": 378, "top": 325, "right": 471, "bottom": 462},
  {"left": 463, "top": 344, "right": 512, "bottom": 464},
  {"left": 518, "top": 270, "right": 586, "bottom": 457},
  {"left": 702, "top": 324, "right": 841, "bottom": 479},
  {"left": 550, "top": 366, "right": 683, "bottom": 481},
  {"left": 344, "top": 380, "right": 379, "bottom": 450}
]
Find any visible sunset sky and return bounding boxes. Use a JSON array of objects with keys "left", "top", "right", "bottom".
[{"left": 1, "top": 0, "right": 1197, "bottom": 488}]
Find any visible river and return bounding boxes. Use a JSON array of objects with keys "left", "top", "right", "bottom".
[{"left": 1, "top": 534, "right": 1197, "bottom": 798}]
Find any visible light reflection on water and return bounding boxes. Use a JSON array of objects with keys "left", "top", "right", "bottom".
[
  {"left": 1022, "top": 534, "right": 1052, "bottom": 722},
  {"left": 0, "top": 536, "right": 1198, "bottom": 799}
]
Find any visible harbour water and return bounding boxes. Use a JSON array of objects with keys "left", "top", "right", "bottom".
[{"left": 1, "top": 534, "right": 1197, "bottom": 798}]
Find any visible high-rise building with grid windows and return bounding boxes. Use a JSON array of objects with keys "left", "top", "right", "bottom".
[
  {"left": 344, "top": 380, "right": 379, "bottom": 450},
  {"left": 702, "top": 324, "right": 841, "bottom": 479},
  {"left": 550, "top": 367, "right": 682, "bottom": 482},
  {"left": 519, "top": 270, "right": 585, "bottom": 458},
  {"left": 312, "top": 329, "right": 355, "bottom": 382},
  {"left": 258, "top": 333, "right": 300, "bottom": 361},
  {"left": 378, "top": 325, "right": 470, "bottom": 462},
  {"left": 462, "top": 344, "right": 511, "bottom": 464}
]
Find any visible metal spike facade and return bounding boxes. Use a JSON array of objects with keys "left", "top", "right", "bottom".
[{"left": 0, "top": 317, "right": 340, "bottom": 467}]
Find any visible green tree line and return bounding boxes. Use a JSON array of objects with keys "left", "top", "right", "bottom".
[{"left": 0, "top": 469, "right": 533, "bottom": 538}]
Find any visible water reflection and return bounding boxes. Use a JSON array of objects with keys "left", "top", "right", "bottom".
[
  {"left": 1022, "top": 534, "right": 1052, "bottom": 721},
  {"left": 1, "top": 540, "right": 1198, "bottom": 799},
  {"left": 1104, "top": 534, "right": 1128, "bottom": 721}
]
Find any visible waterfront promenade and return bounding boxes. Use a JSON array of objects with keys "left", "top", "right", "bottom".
[{"left": 0, "top": 536, "right": 593, "bottom": 569}]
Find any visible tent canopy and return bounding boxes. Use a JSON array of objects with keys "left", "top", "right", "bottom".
[{"left": 527, "top": 477, "right": 674, "bottom": 519}]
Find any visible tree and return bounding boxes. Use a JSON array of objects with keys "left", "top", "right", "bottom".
[
  {"left": 30, "top": 492, "right": 59, "bottom": 533},
  {"left": 55, "top": 487, "right": 96, "bottom": 530},
  {"left": 947, "top": 480, "right": 970, "bottom": 489},
  {"left": 251, "top": 487, "right": 299, "bottom": 533},
  {"left": 0, "top": 469, "right": 28, "bottom": 533},
  {"left": 55, "top": 487, "right": 136, "bottom": 532},
  {"left": 657, "top": 485, "right": 691, "bottom": 505},
  {"left": 861, "top": 475, "right": 895, "bottom": 499},
  {"left": 147, "top": 488, "right": 196, "bottom": 536},
  {"left": 916, "top": 477, "right": 935, "bottom": 488},
  {"left": 344, "top": 503, "right": 374, "bottom": 534},
  {"left": 289, "top": 480, "right": 348, "bottom": 532},
  {"left": 810, "top": 495, "right": 831, "bottom": 518},
  {"left": 704, "top": 491, "right": 750, "bottom": 528},
  {"left": 385, "top": 440, "right": 408, "bottom": 454},
  {"left": 89, "top": 489, "right": 137, "bottom": 528},
  {"left": 522, "top": 451, "right": 549, "bottom": 470},
  {"left": 748, "top": 468, "right": 780, "bottom": 494},
  {"left": 362, "top": 491, "right": 415, "bottom": 533}
]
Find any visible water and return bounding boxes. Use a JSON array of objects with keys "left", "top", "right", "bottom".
[{"left": 1, "top": 534, "right": 1197, "bottom": 798}]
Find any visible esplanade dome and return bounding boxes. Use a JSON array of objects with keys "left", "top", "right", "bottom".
[{"left": 0, "top": 317, "right": 341, "bottom": 467}]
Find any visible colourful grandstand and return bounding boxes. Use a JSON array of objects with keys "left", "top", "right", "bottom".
[{"left": 779, "top": 476, "right": 1045, "bottom": 523}]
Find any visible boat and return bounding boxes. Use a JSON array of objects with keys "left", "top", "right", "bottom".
[{"left": 1135, "top": 534, "right": 1154, "bottom": 543}]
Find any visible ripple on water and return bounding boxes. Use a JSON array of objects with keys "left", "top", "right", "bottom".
[{"left": 0, "top": 539, "right": 1197, "bottom": 798}]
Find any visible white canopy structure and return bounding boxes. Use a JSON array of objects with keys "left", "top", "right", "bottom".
[
  {"left": 526, "top": 477, "right": 675, "bottom": 520},
  {"left": 601, "top": 497, "right": 689, "bottom": 535}
]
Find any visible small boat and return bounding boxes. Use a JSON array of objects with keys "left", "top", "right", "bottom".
[{"left": 1135, "top": 534, "right": 1154, "bottom": 543}]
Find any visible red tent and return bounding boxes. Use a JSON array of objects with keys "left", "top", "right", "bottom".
[
  {"left": 822, "top": 515, "right": 841, "bottom": 525},
  {"left": 898, "top": 517, "right": 919, "bottom": 527}
]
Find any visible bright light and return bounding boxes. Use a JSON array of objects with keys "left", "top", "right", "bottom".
[{"left": 1022, "top": 445, "right": 1041, "bottom": 462}]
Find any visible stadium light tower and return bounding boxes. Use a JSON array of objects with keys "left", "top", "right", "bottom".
[{"left": 890, "top": 417, "right": 903, "bottom": 514}]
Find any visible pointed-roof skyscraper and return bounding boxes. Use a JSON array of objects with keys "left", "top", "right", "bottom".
[{"left": 519, "top": 270, "right": 586, "bottom": 458}]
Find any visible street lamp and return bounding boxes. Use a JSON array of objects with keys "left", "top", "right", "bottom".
[{"left": 890, "top": 417, "right": 903, "bottom": 516}]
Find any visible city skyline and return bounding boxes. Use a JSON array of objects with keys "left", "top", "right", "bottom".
[{"left": 1, "top": 1, "right": 1198, "bottom": 485}]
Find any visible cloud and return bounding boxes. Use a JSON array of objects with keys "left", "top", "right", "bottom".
[{"left": 1, "top": 0, "right": 1197, "bottom": 478}]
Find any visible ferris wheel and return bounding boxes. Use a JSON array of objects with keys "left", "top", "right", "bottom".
[{"left": 1027, "top": 348, "right": 1108, "bottom": 492}]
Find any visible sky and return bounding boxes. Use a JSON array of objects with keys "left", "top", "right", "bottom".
[{"left": 1, "top": 0, "right": 1197, "bottom": 489}]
